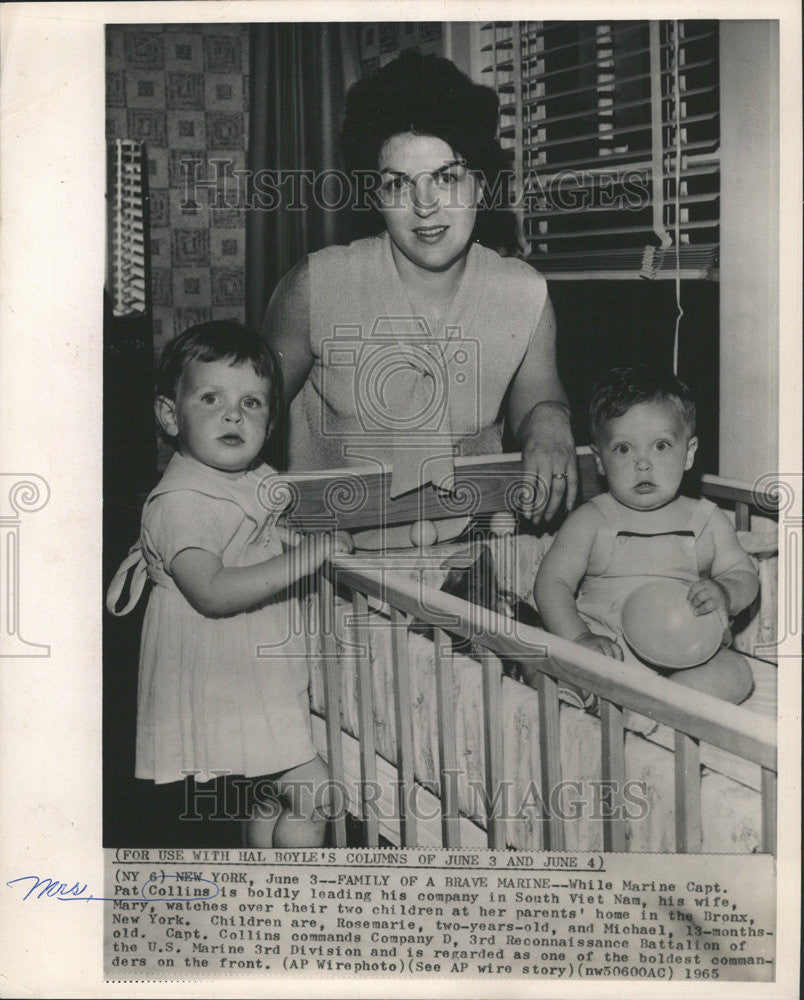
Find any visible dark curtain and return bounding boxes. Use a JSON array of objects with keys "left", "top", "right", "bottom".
[{"left": 246, "top": 23, "right": 359, "bottom": 331}]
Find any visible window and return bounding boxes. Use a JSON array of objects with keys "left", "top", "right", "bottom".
[{"left": 478, "top": 21, "right": 720, "bottom": 279}]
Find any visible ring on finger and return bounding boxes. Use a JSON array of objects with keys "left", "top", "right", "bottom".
[{"left": 551, "top": 472, "right": 567, "bottom": 480}]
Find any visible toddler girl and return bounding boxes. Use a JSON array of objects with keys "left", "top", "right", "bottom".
[{"left": 107, "top": 321, "right": 349, "bottom": 846}]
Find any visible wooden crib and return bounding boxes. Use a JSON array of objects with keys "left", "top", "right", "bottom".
[{"left": 282, "top": 452, "right": 779, "bottom": 854}]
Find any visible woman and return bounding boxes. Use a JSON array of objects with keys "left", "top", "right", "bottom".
[{"left": 261, "top": 49, "right": 576, "bottom": 533}]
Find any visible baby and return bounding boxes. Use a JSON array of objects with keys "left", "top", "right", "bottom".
[{"left": 534, "top": 366, "right": 758, "bottom": 704}]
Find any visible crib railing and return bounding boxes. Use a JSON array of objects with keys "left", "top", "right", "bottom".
[
  {"left": 318, "top": 559, "right": 777, "bottom": 854},
  {"left": 284, "top": 456, "right": 779, "bottom": 853}
]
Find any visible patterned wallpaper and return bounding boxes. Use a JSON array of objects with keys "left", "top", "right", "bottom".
[
  {"left": 106, "top": 24, "right": 250, "bottom": 357},
  {"left": 357, "top": 22, "right": 443, "bottom": 75},
  {"left": 105, "top": 21, "right": 445, "bottom": 357}
]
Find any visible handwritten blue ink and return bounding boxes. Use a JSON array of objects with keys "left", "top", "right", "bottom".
[
  {"left": 6, "top": 873, "right": 219, "bottom": 903},
  {"left": 6, "top": 876, "right": 93, "bottom": 901}
]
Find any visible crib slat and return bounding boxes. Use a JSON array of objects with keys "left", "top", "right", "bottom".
[
  {"left": 600, "top": 700, "right": 626, "bottom": 852},
  {"left": 760, "top": 767, "right": 777, "bottom": 855},
  {"left": 480, "top": 650, "right": 505, "bottom": 849},
  {"left": 674, "top": 731, "right": 702, "bottom": 852},
  {"left": 434, "top": 627, "right": 461, "bottom": 847},
  {"left": 352, "top": 590, "right": 380, "bottom": 847},
  {"left": 735, "top": 500, "right": 751, "bottom": 532},
  {"left": 319, "top": 574, "right": 347, "bottom": 847},
  {"left": 536, "top": 671, "right": 564, "bottom": 850},
  {"left": 390, "top": 607, "right": 418, "bottom": 846}
]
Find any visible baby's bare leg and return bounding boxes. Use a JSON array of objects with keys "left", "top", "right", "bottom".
[{"left": 667, "top": 648, "right": 754, "bottom": 705}]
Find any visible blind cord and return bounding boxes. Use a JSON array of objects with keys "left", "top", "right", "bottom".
[{"left": 672, "top": 20, "right": 685, "bottom": 376}]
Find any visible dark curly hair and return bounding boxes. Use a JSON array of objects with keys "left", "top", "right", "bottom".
[
  {"left": 340, "top": 49, "right": 515, "bottom": 246},
  {"left": 156, "top": 320, "right": 282, "bottom": 442},
  {"left": 589, "top": 366, "right": 697, "bottom": 444}
]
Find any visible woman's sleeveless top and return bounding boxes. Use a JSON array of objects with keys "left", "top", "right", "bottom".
[{"left": 288, "top": 232, "right": 548, "bottom": 499}]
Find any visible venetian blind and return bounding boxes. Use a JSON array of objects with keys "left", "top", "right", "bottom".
[
  {"left": 106, "top": 140, "right": 150, "bottom": 316},
  {"left": 479, "top": 20, "right": 720, "bottom": 280}
]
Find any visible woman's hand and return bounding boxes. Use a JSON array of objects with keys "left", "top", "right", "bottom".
[
  {"left": 506, "top": 296, "right": 577, "bottom": 524},
  {"left": 518, "top": 400, "right": 578, "bottom": 524}
]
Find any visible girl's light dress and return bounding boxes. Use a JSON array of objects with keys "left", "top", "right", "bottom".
[{"left": 129, "top": 452, "right": 315, "bottom": 784}]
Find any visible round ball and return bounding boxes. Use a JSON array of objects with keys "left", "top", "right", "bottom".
[
  {"left": 409, "top": 520, "right": 438, "bottom": 547},
  {"left": 621, "top": 580, "right": 723, "bottom": 669}
]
